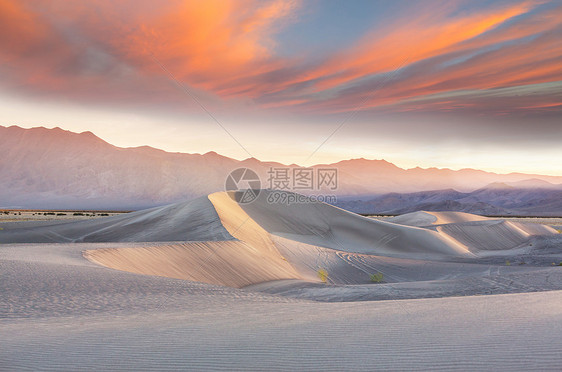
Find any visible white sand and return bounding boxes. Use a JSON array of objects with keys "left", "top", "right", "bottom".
[
  {"left": 1, "top": 190, "right": 561, "bottom": 370},
  {"left": 1, "top": 241, "right": 561, "bottom": 370}
]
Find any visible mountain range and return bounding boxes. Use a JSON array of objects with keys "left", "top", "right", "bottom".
[
  {"left": 1, "top": 125, "right": 561, "bottom": 214},
  {"left": 335, "top": 183, "right": 562, "bottom": 216}
]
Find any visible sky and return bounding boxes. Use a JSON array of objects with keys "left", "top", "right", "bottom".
[{"left": 0, "top": 0, "right": 561, "bottom": 175}]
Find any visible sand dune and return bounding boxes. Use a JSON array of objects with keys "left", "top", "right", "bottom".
[
  {"left": 437, "top": 220, "right": 555, "bottom": 253},
  {"left": 1, "top": 190, "right": 557, "bottom": 292},
  {"left": 2, "top": 239, "right": 562, "bottom": 370},
  {"left": 2, "top": 190, "right": 562, "bottom": 370},
  {"left": 388, "top": 210, "right": 490, "bottom": 226},
  {"left": 225, "top": 191, "right": 472, "bottom": 258},
  {"left": 84, "top": 192, "right": 302, "bottom": 287},
  {"left": 0, "top": 196, "right": 232, "bottom": 243},
  {"left": 77, "top": 191, "right": 489, "bottom": 287}
]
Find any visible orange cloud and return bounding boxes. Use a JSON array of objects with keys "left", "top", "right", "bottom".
[
  {"left": 267, "top": 1, "right": 538, "bottom": 96},
  {"left": 108, "top": 0, "right": 298, "bottom": 96},
  {"left": 0, "top": 1, "right": 80, "bottom": 91},
  {"left": 0, "top": 0, "right": 560, "bottom": 117},
  {"left": 0, "top": 0, "right": 300, "bottom": 104},
  {"left": 288, "top": 2, "right": 562, "bottom": 115}
]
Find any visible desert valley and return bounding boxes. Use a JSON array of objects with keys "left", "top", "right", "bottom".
[
  {"left": 2, "top": 185, "right": 562, "bottom": 370},
  {"left": 2, "top": 0, "right": 562, "bottom": 370}
]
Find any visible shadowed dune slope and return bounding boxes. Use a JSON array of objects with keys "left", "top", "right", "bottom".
[
  {"left": 437, "top": 220, "right": 556, "bottom": 252},
  {"left": 0, "top": 196, "right": 232, "bottom": 243},
  {"left": 388, "top": 211, "right": 489, "bottom": 227},
  {"left": 224, "top": 191, "right": 472, "bottom": 259}
]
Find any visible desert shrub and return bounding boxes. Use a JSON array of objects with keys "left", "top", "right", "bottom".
[
  {"left": 317, "top": 268, "right": 328, "bottom": 283},
  {"left": 370, "top": 272, "right": 384, "bottom": 283},
  {"left": 73, "top": 212, "right": 84, "bottom": 216},
  {"left": 56, "top": 213, "right": 66, "bottom": 216},
  {"left": 99, "top": 213, "right": 109, "bottom": 216}
]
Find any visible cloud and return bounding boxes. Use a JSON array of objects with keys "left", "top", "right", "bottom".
[
  {"left": 284, "top": 1, "right": 562, "bottom": 116},
  {"left": 0, "top": 0, "right": 300, "bottom": 109},
  {"left": 261, "top": 1, "right": 538, "bottom": 94},
  {"left": 0, "top": 0, "right": 560, "bottom": 118}
]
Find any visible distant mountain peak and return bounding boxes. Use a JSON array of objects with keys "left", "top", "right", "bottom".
[
  {"left": 480, "top": 182, "right": 514, "bottom": 190},
  {"left": 79, "top": 130, "right": 96, "bottom": 137},
  {"left": 507, "top": 178, "right": 560, "bottom": 189},
  {"left": 332, "top": 157, "right": 400, "bottom": 169}
]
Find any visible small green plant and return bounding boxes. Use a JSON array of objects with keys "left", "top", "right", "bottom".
[
  {"left": 558, "top": 262, "right": 562, "bottom": 266},
  {"left": 505, "top": 260, "right": 511, "bottom": 266},
  {"left": 317, "top": 268, "right": 328, "bottom": 283},
  {"left": 370, "top": 272, "right": 384, "bottom": 283}
]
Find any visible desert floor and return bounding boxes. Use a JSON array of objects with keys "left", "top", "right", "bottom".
[{"left": 1, "top": 191, "right": 561, "bottom": 371}]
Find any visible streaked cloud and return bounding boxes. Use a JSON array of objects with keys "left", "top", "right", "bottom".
[
  {"left": 1, "top": 0, "right": 560, "bottom": 116},
  {"left": 0, "top": 0, "right": 560, "bottom": 174}
]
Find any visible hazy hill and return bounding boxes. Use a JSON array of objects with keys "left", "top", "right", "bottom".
[
  {"left": 336, "top": 182, "right": 562, "bottom": 216},
  {"left": 1, "top": 125, "right": 561, "bottom": 212}
]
